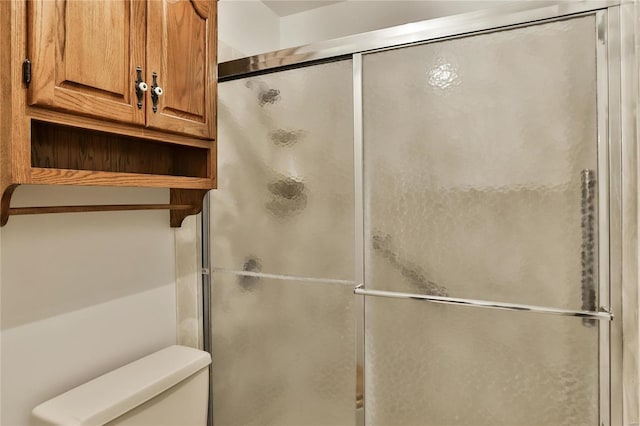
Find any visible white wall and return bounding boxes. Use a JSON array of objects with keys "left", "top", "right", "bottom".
[
  {"left": 279, "top": 0, "right": 507, "bottom": 49},
  {"left": 217, "top": 1, "right": 513, "bottom": 59},
  {"left": 0, "top": 186, "right": 177, "bottom": 426},
  {"left": 218, "top": 0, "right": 280, "bottom": 60},
  {"left": 0, "top": 4, "right": 277, "bottom": 425}
]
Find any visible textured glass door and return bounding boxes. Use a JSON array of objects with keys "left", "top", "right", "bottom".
[
  {"left": 362, "top": 15, "right": 603, "bottom": 425},
  {"left": 211, "top": 60, "right": 356, "bottom": 426}
]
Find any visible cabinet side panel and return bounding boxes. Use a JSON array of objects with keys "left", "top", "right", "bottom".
[
  {"left": 209, "top": 0, "right": 217, "bottom": 143},
  {"left": 0, "top": 1, "right": 11, "bottom": 191},
  {"left": 11, "top": 0, "right": 30, "bottom": 184}
]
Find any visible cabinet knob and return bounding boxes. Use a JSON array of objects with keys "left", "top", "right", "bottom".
[
  {"left": 134, "top": 66, "right": 146, "bottom": 109},
  {"left": 151, "top": 72, "right": 163, "bottom": 113}
]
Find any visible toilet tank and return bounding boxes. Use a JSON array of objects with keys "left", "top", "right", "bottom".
[{"left": 32, "top": 345, "right": 211, "bottom": 426}]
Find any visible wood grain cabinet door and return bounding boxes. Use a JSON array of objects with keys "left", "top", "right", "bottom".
[
  {"left": 28, "top": 0, "right": 146, "bottom": 125},
  {"left": 145, "top": 0, "right": 216, "bottom": 139}
]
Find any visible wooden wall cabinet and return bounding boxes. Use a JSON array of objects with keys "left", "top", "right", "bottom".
[{"left": 0, "top": 0, "right": 217, "bottom": 226}]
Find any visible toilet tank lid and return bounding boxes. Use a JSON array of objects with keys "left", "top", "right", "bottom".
[{"left": 32, "top": 345, "right": 211, "bottom": 426}]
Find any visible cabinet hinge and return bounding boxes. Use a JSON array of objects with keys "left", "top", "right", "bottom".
[{"left": 23, "top": 59, "right": 31, "bottom": 88}]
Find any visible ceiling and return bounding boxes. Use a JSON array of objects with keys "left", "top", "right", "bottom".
[{"left": 262, "top": 1, "right": 345, "bottom": 17}]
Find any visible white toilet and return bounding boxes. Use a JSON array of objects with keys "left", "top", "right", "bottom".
[{"left": 32, "top": 345, "right": 211, "bottom": 426}]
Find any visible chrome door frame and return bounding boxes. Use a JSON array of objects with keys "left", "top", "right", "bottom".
[
  {"left": 215, "top": 1, "right": 638, "bottom": 425},
  {"left": 353, "top": 51, "right": 365, "bottom": 426},
  {"left": 618, "top": 3, "right": 640, "bottom": 425}
]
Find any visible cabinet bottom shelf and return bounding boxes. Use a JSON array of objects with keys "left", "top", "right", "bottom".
[
  {"left": 0, "top": 119, "right": 216, "bottom": 227},
  {"left": 30, "top": 120, "right": 213, "bottom": 180}
]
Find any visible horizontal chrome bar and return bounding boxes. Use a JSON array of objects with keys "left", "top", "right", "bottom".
[
  {"left": 212, "top": 267, "right": 355, "bottom": 286},
  {"left": 219, "top": 1, "right": 619, "bottom": 80},
  {"left": 354, "top": 285, "right": 613, "bottom": 321}
]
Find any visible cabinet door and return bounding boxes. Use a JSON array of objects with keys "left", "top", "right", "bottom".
[
  {"left": 28, "top": 0, "right": 145, "bottom": 125},
  {"left": 145, "top": 0, "right": 216, "bottom": 139}
]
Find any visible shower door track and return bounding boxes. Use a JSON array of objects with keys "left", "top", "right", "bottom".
[
  {"left": 219, "top": 1, "right": 619, "bottom": 81},
  {"left": 213, "top": 2, "right": 638, "bottom": 425}
]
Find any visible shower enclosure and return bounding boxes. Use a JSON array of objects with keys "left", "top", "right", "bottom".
[{"left": 208, "top": 2, "right": 638, "bottom": 425}]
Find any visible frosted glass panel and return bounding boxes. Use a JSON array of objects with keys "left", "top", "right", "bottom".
[
  {"left": 363, "top": 16, "right": 598, "bottom": 310},
  {"left": 211, "top": 272, "right": 356, "bottom": 426},
  {"left": 213, "top": 60, "right": 354, "bottom": 281},
  {"left": 365, "top": 296, "right": 599, "bottom": 425}
]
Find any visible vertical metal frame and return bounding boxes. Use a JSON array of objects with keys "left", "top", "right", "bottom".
[
  {"left": 353, "top": 52, "right": 366, "bottom": 426},
  {"left": 619, "top": 2, "right": 639, "bottom": 425},
  {"left": 605, "top": 7, "right": 624, "bottom": 426},
  {"left": 596, "top": 9, "right": 613, "bottom": 426},
  {"left": 201, "top": 193, "right": 213, "bottom": 426}
]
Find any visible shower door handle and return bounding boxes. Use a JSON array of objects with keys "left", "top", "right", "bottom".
[{"left": 581, "top": 169, "right": 597, "bottom": 327}]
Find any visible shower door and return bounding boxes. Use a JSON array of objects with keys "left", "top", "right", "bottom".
[
  {"left": 360, "top": 13, "right": 609, "bottom": 426},
  {"left": 211, "top": 60, "right": 357, "bottom": 426},
  {"left": 212, "top": 4, "right": 621, "bottom": 426}
]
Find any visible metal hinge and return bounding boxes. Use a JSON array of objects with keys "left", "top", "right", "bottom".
[
  {"left": 23, "top": 59, "right": 31, "bottom": 88},
  {"left": 201, "top": 267, "right": 210, "bottom": 276}
]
